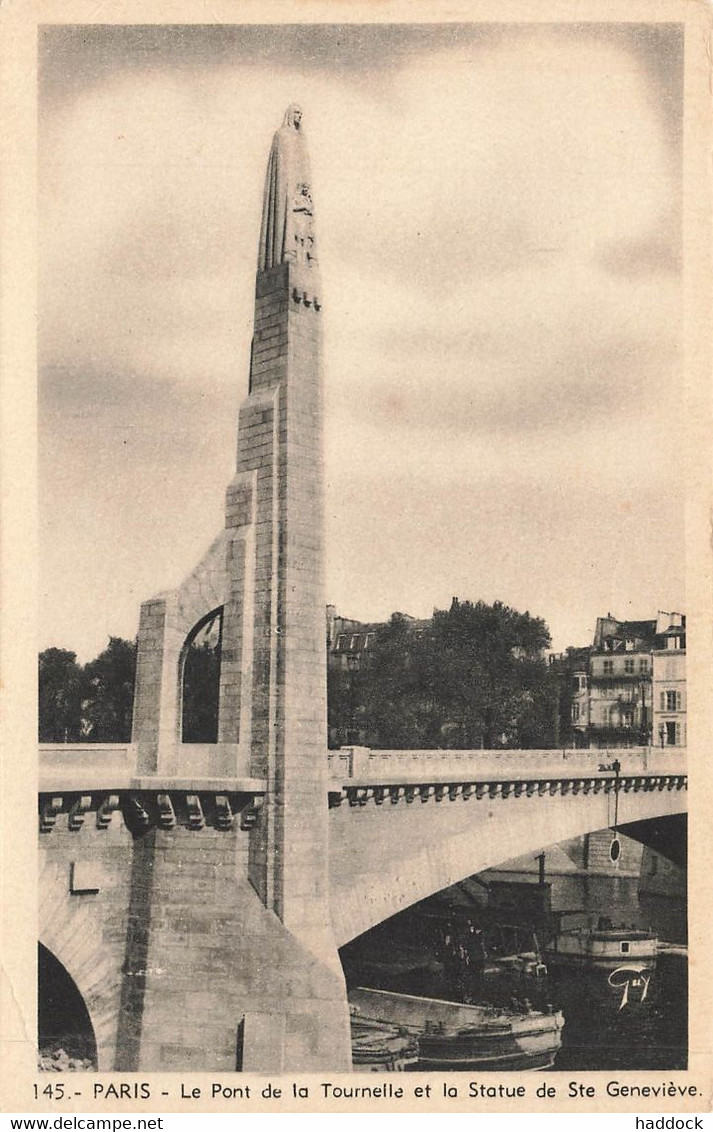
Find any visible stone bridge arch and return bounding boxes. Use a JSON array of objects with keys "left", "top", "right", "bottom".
[
  {"left": 39, "top": 817, "right": 135, "bottom": 1070},
  {"left": 38, "top": 944, "right": 98, "bottom": 1068},
  {"left": 39, "top": 861, "right": 125, "bottom": 1069},
  {"left": 328, "top": 774, "right": 686, "bottom": 946}
]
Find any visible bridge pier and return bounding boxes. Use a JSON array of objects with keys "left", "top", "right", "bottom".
[{"left": 115, "top": 822, "right": 347, "bottom": 1073}]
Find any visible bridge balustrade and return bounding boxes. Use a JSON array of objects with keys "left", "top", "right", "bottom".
[
  {"left": 38, "top": 743, "right": 687, "bottom": 794},
  {"left": 328, "top": 745, "right": 687, "bottom": 784}
]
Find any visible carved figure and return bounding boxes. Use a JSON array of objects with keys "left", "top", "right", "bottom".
[{"left": 258, "top": 104, "right": 316, "bottom": 270}]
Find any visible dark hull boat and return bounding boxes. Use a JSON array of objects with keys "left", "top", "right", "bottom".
[
  {"left": 349, "top": 988, "right": 564, "bottom": 1072},
  {"left": 418, "top": 1014, "right": 564, "bottom": 1071}
]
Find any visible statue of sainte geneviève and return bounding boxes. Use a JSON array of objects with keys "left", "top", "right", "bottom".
[{"left": 258, "top": 104, "right": 316, "bottom": 272}]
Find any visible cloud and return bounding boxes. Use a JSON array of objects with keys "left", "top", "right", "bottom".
[{"left": 38, "top": 25, "right": 684, "bottom": 659}]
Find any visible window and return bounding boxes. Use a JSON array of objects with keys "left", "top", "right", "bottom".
[
  {"left": 625, "top": 639, "right": 634, "bottom": 652},
  {"left": 572, "top": 703, "right": 580, "bottom": 722},
  {"left": 649, "top": 854, "right": 658, "bottom": 877},
  {"left": 639, "top": 658, "right": 649, "bottom": 673},
  {"left": 666, "top": 634, "right": 686, "bottom": 650},
  {"left": 336, "top": 635, "right": 347, "bottom": 652},
  {"left": 624, "top": 659, "right": 635, "bottom": 673},
  {"left": 349, "top": 634, "right": 360, "bottom": 651},
  {"left": 666, "top": 721, "right": 677, "bottom": 746},
  {"left": 621, "top": 941, "right": 630, "bottom": 954},
  {"left": 364, "top": 632, "right": 375, "bottom": 650},
  {"left": 602, "top": 659, "right": 614, "bottom": 674},
  {"left": 665, "top": 690, "right": 681, "bottom": 711}
]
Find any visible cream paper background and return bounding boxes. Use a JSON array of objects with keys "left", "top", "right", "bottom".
[{"left": 1, "top": 0, "right": 711, "bottom": 1115}]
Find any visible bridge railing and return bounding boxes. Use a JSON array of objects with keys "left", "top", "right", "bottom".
[{"left": 328, "top": 745, "right": 687, "bottom": 783}]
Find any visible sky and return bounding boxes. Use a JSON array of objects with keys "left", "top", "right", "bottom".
[{"left": 38, "top": 22, "right": 685, "bottom": 662}]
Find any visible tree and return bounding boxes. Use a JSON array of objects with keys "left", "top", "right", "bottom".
[
  {"left": 81, "top": 637, "right": 137, "bottom": 742},
  {"left": 328, "top": 663, "right": 356, "bottom": 748},
  {"left": 38, "top": 648, "right": 84, "bottom": 742},
  {"left": 357, "top": 599, "right": 557, "bottom": 749},
  {"left": 354, "top": 613, "right": 445, "bottom": 748}
]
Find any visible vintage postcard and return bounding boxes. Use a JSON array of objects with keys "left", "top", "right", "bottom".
[{"left": 1, "top": 0, "right": 711, "bottom": 1119}]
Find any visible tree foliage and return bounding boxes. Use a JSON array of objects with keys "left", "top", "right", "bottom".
[
  {"left": 38, "top": 638, "right": 136, "bottom": 743},
  {"left": 82, "top": 637, "right": 137, "bottom": 742},
  {"left": 357, "top": 599, "right": 557, "bottom": 749},
  {"left": 38, "top": 648, "right": 85, "bottom": 743}
]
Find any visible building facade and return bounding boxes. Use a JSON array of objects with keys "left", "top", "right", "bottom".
[
  {"left": 552, "top": 611, "right": 686, "bottom": 749},
  {"left": 652, "top": 615, "right": 687, "bottom": 748}
]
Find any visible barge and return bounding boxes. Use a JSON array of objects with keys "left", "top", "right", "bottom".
[{"left": 349, "top": 987, "right": 564, "bottom": 1072}]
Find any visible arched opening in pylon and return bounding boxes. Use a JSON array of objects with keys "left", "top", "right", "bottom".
[
  {"left": 180, "top": 607, "right": 223, "bottom": 743},
  {"left": 38, "top": 943, "right": 97, "bottom": 1071}
]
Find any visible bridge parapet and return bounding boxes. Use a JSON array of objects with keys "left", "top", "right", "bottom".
[
  {"left": 38, "top": 742, "right": 255, "bottom": 790},
  {"left": 39, "top": 743, "right": 136, "bottom": 781},
  {"left": 38, "top": 743, "right": 267, "bottom": 835},
  {"left": 328, "top": 745, "right": 687, "bottom": 784}
]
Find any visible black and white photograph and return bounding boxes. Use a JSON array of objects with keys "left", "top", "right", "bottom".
[{"left": 2, "top": 3, "right": 711, "bottom": 1118}]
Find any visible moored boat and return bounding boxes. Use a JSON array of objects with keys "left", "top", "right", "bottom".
[
  {"left": 349, "top": 987, "right": 564, "bottom": 1072},
  {"left": 545, "top": 926, "right": 658, "bottom": 972}
]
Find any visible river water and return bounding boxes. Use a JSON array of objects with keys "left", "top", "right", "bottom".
[
  {"left": 541, "top": 873, "right": 687, "bottom": 1071},
  {"left": 341, "top": 871, "right": 687, "bottom": 1071}
]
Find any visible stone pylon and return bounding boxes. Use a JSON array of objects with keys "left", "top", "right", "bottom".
[{"left": 127, "top": 107, "right": 352, "bottom": 1072}]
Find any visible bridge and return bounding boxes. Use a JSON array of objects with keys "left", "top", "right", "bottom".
[
  {"left": 38, "top": 740, "right": 686, "bottom": 1071},
  {"left": 325, "top": 746, "right": 686, "bottom": 944},
  {"left": 37, "top": 107, "right": 688, "bottom": 1075}
]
